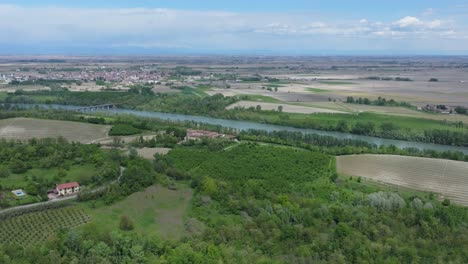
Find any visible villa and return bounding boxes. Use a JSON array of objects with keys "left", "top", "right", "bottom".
[{"left": 56, "top": 182, "right": 80, "bottom": 196}]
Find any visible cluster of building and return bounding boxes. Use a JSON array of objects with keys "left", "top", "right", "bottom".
[
  {"left": 2, "top": 68, "right": 169, "bottom": 85},
  {"left": 0, "top": 74, "right": 26, "bottom": 83},
  {"left": 422, "top": 104, "right": 459, "bottom": 114}
]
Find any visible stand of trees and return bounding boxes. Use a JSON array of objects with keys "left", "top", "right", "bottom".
[
  {"left": 346, "top": 96, "right": 413, "bottom": 107},
  {"left": 239, "top": 129, "right": 468, "bottom": 161}
]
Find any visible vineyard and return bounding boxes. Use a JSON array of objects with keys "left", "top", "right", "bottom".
[
  {"left": 0, "top": 206, "right": 90, "bottom": 246},
  {"left": 337, "top": 154, "right": 468, "bottom": 206}
]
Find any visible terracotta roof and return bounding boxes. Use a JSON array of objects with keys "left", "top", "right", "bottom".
[{"left": 56, "top": 182, "right": 79, "bottom": 190}]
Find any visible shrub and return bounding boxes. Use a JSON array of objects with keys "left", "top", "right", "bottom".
[
  {"left": 368, "top": 192, "right": 406, "bottom": 211},
  {"left": 119, "top": 215, "right": 134, "bottom": 231},
  {"left": 0, "top": 166, "right": 10, "bottom": 178},
  {"left": 9, "top": 159, "right": 29, "bottom": 174},
  {"left": 109, "top": 124, "right": 142, "bottom": 136},
  {"left": 442, "top": 198, "right": 451, "bottom": 206}
]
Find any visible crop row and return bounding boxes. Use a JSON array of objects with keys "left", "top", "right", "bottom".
[{"left": 0, "top": 206, "right": 90, "bottom": 246}]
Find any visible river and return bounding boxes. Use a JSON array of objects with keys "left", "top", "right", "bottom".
[{"left": 8, "top": 103, "right": 468, "bottom": 154}]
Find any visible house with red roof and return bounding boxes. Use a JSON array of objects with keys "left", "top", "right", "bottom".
[{"left": 56, "top": 182, "right": 80, "bottom": 196}]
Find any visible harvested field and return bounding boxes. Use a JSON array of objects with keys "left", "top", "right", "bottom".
[
  {"left": 337, "top": 155, "right": 468, "bottom": 206},
  {"left": 0, "top": 118, "right": 111, "bottom": 143},
  {"left": 227, "top": 101, "right": 347, "bottom": 114},
  {"left": 136, "top": 147, "right": 171, "bottom": 159}
]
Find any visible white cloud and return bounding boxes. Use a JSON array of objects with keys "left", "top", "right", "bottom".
[
  {"left": 393, "top": 16, "right": 423, "bottom": 28},
  {"left": 0, "top": 4, "right": 466, "bottom": 52}
]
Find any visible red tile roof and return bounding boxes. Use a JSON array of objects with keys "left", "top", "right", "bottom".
[{"left": 56, "top": 182, "right": 79, "bottom": 190}]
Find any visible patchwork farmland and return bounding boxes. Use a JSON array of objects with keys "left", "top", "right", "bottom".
[
  {"left": 0, "top": 118, "right": 111, "bottom": 143},
  {"left": 337, "top": 155, "right": 468, "bottom": 206}
]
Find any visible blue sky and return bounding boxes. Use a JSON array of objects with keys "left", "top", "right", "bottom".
[{"left": 1, "top": 0, "right": 467, "bottom": 55}]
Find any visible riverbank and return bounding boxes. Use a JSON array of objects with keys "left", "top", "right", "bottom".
[{"left": 3, "top": 103, "right": 468, "bottom": 154}]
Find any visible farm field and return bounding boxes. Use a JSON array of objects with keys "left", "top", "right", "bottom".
[
  {"left": 87, "top": 185, "right": 193, "bottom": 240},
  {"left": 136, "top": 147, "right": 171, "bottom": 159},
  {"left": 337, "top": 154, "right": 468, "bottom": 206},
  {"left": 0, "top": 206, "right": 90, "bottom": 246},
  {"left": 0, "top": 118, "right": 111, "bottom": 143},
  {"left": 226, "top": 101, "right": 347, "bottom": 114},
  {"left": 333, "top": 102, "right": 468, "bottom": 123}
]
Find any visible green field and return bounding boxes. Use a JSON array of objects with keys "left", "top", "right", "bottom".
[
  {"left": 87, "top": 184, "right": 192, "bottom": 240},
  {"left": 320, "top": 81, "right": 356, "bottom": 85},
  {"left": 239, "top": 94, "right": 281, "bottom": 103},
  {"left": 179, "top": 86, "right": 209, "bottom": 97},
  {"left": 306, "top": 87, "right": 330, "bottom": 93}
]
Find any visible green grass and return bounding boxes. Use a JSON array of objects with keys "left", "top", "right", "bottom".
[
  {"left": 0, "top": 164, "right": 98, "bottom": 190},
  {"left": 320, "top": 81, "right": 355, "bottom": 85},
  {"left": 28, "top": 95, "right": 59, "bottom": 103},
  {"left": 195, "top": 85, "right": 213, "bottom": 93},
  {"left": 180, "top": 86, "right": 209, "bottom": 97},
  {"left": 86, "top": 184, "right": 193, "bottom": 241},
  {"left": 0, "top": 92, "right": 8, "bottom": 100},
  {"left": 239, "top": 94, "right": 281, "bottom": 103},
  {"left": 306, "top": 87, "right": 330, "bottom": 93}
]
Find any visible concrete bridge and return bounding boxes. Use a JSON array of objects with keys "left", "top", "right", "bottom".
[{"left": 76, "top": 104, "right": 116, "bottom": 112}]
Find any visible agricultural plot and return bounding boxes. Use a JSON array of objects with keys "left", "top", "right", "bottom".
[
  {"left": 0, "top": 206, "right": 90, "bottom": 246},
  {"left": 337, "top": 155, "right": 468, "bottom": 206},
  {"left": 227, "top": 101, "right": 347, "bottom": 114},
  {"left": 89, "top": 185, "right": 193, "bottom": 240},
  {"left": 136, "top": 147, "right": 171, "bottom": 160},
  {"left": 0, "top": 118, "right": 111, "bottom": 143}
]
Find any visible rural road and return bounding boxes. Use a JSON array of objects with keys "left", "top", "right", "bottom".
[{"left": 0, "top": 195, "right": 77, "bottom": 216}]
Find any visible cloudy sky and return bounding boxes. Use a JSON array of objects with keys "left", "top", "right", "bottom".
[{"left": 1, "top": 0, "right": 467, "bottom": 55}]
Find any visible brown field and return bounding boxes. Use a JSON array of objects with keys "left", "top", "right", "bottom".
[
  {"left": 337, "top": 155, "right": 468, "bottom": 206},
  {"left": 0, "top": 118, "right": 111, "bottom": 143},
  {"left": 136, "top": 147, "right": 172, "bottom": 159},
  {"left": 226, "top": 101, "right": 347, "bottom": 114}
]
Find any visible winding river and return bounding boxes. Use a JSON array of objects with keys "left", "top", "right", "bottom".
[{"left": 8, "top": 103, "right": 468, "bottom": 154}]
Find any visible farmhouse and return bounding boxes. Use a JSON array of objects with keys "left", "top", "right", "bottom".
[
  {"left": 185, "top": 129, "right": 236, "bottom": 141},
  {"left": 56, "top": 182, "right": 80, "bottom": 196}
]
